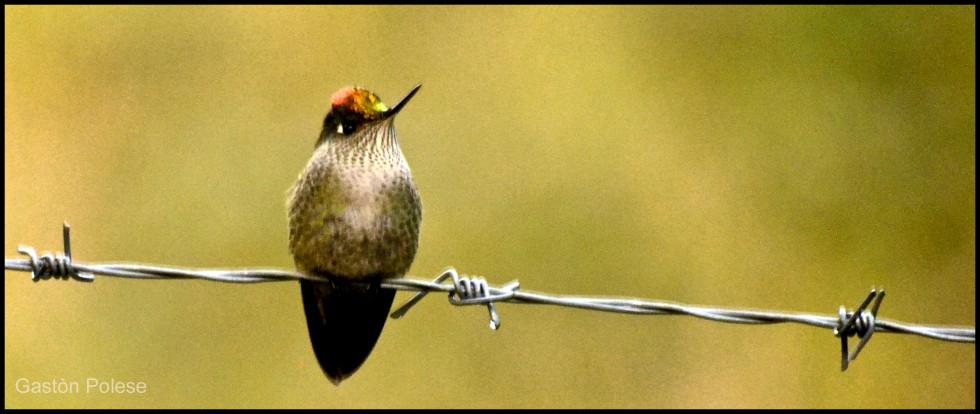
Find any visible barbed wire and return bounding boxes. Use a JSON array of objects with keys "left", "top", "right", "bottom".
[{"left": 5, "top": 223, "right": 974, "bottom": 372}]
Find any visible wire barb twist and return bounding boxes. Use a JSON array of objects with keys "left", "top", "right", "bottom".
[
  {"left": 16, "top": 223, "right": 94, "bottom": 282},
  {"left": 834, "top": 289, "right": 886, "bottom": 371},
  {"left": 389, "top": 267, "right": 521, "bottom": 330},
  {"left": 5, "top": 223, "right": 975, "bottom": 371}
]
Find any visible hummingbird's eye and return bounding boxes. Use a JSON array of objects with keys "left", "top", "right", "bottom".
[{"left": 339, "top": 122, "right": 357, "bottom": 135}]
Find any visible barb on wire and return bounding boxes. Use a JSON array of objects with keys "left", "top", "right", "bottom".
[
  {"left": 16, "top": 222, "right": 94, "bottom": 282},
  {"left": 389, "top": 268, "right": 521, "bottom": 330},
  {"left": 5, "top": 223, "right": 975, "bottom": 371},
  {"left": 835, "top": 289, "right": 886, "bottom": 371}
]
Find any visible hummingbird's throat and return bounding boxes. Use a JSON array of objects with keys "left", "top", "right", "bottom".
[{"left": 331, "top": 87, "right": 389, "bottom": 122}]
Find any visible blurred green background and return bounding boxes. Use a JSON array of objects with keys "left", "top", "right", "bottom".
[{"left": 4, "top": 5, "right": 974, "bottom": 408}]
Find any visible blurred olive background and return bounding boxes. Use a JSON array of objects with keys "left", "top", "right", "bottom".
[{"left": 4, "top": 5, "right": 974, "bottom": 409}]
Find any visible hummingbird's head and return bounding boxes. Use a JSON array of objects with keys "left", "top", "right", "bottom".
[{"left": 319, "top": 85, "right": 421, "bottom": 145}]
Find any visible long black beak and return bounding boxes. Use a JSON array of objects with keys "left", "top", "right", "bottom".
[{"left": 384, "top": 84, "right": 422, "bottom": 118}]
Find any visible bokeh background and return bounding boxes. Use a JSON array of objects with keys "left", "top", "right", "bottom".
[{"left": 4, "top": 5, "right": 974, "bottom": 408}]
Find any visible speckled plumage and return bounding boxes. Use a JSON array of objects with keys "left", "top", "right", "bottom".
[{"left": 288, "top": 87, "right": 421, "bottom": 385}]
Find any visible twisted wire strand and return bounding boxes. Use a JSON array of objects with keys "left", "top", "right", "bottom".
[
  {"left": 6, "top": 256, "right": 973, "bottom": 343},
  {"left": 5, "top": 224, "right": 975, "bottom": 371}
]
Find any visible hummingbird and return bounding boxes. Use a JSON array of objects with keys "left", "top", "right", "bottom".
[{"left": 288, "top": 85, "right": 422, "bottom": 385}]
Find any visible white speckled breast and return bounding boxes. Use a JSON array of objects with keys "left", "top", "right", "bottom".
[{"left": 288, "top": 120, "right": 422, "bottom": 279}]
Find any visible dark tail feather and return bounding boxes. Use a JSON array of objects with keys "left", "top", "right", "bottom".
[{"left": 301, "top": 276, "right": 396, "bottom": 385}]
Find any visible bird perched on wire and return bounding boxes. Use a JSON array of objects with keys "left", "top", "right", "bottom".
[{"left": 288, "top": 85, "right": 423, "bottom": 385}]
